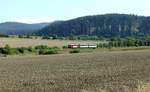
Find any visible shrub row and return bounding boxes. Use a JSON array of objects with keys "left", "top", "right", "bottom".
[{"left": 0, "top": 45, "right": 59, "bottom": 55}]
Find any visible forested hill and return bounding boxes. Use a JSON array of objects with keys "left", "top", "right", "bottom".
[
  {"left": 0, "top": 22, "right": 50, "bottom": 35},
  {"left": 35, "top": 14, "right": 150, "bottom": 38}
]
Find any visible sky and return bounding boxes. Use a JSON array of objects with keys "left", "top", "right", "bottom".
[{"left": 0, "top": 0, "right": 150, "bottom": 23}]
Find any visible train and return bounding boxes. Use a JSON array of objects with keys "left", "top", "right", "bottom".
[{"left": 68, "top": 44, "right": 97, "bottom": 49}]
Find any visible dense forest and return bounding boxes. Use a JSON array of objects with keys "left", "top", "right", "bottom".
[{"left": 35, "top": 14, "right": 150, "bottom": 38}]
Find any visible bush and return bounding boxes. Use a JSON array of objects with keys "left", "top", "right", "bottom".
[
  {"left": 11, "top": 48, "right": 20, "bottom": 54},
  {"left": 27, "top": 46, "right": 34, "bottom": 52},
  {"left": 35, "top": 45, "right": 49, "bottom": 50},
  {"left": 17, "top": 47, "right": 26, "bottom": 54},
  {"left": 38, "top": 50, "right": 46, "bottom": 55},
  {"left": 0, "top": 46, "right": 20, "bottom": 55},
  {"left": 70, "top": 49, "right": 80, "bottom": 53},
  {"left": 38, "top": 49, "right": 58, "bottom": 55},
  {"left": 3, "top": 45, "right": 12, "bottom": 54},
  {"left": 0, "top": 48, "right": 8, "bottom": 54},
  {"left": 45, "top": 50, "right": 58, "bottom": 55}
]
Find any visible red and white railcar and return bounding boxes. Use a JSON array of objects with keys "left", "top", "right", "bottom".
[{"left": 68, "top": 44, "right": 79, "bottom": 48}]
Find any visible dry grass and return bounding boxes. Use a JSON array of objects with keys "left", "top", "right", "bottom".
[
  {"left": 0, "top": 38, "right": 103, "bottom": 48},
  {"left": 0, "top": 50, "right": 150, "bottom": 92}
]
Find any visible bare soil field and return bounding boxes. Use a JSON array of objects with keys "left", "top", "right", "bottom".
[
  {"left": 0, "top": 38, "right": 103, "bottom": 48},
  {"left": 0, "top": 50, "right": 150, "bottom": 92}
]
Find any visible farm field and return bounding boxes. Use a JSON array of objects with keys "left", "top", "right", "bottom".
[
  {"left": 0, "top": 38, "right": 104, "bottom": 48},
  {"left": 0, "top": 50, "right": 150, "bottom": 92}
]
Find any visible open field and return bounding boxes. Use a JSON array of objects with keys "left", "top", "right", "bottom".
[
  {"left": 0, "top": 38, "right": 104, "bottom": 48},
  {"left": 1, "top": 50, "right": 150, "bottom": 92}
]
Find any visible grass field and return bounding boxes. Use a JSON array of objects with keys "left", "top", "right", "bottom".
[
  {"left": 0, "top": 50, "right": 150, "bottom": 92},
  {"left": 0, "top": 38, "right": 103, "bottom": 48}
]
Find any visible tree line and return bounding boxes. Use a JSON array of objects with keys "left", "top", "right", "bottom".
[{"left": 98, "top": 37, "right": 150, "bottom": 48}]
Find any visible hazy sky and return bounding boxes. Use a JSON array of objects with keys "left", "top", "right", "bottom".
[{"left": 0, "top": 0, "right": 150, "bottom": 23}]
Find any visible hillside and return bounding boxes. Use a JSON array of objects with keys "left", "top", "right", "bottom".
[
  {"left": 35, "top": 14, "right": 150, "bottom": 38},
  {"left": 0, "top": 22, "right": 49, "bottom": 35}
]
